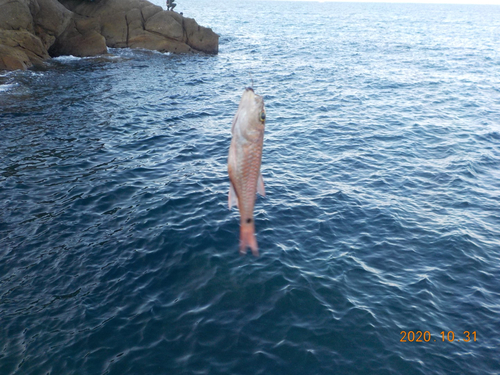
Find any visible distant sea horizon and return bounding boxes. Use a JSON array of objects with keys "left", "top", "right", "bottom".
[{"left": 149, "top": 0, "right": 500, "bottom": 11}]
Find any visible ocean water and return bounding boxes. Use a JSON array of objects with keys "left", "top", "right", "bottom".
[{"left": 1, "top": 1, "right": 500, "bottom": 374}]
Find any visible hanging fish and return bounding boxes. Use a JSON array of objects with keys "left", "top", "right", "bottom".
[{"left": 228, "top": 87, "right": 266, "bottom": 256}]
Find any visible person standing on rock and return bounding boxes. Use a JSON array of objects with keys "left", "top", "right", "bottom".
[{"left": 167, "top": 0, "right": 176, "bottom": 11}]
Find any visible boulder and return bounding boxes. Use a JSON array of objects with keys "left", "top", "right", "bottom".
[
  {"left": 0, "top": 0, "right": 34, "bottom": 32},
  {"left": 0, "top": 0, "right": 219, "bottom": 71},
  {"left": 0, "top": 0, "right": 97, "bottom": 70},
  {"left": 141, "top": 4, "right": 163, "bottom": 22},
  {"left": 59, "top": 0, "right": 219, "bottom": 54},
  {"left": 145, "top": 11, "right": 184, "bottom": 41},
  {"left": 128, "top": 32, "right": 192, "bottom": 53},
  {"left": 30, "top": 0, "right": 73, "bottom": 49},
  {"left": 48, "top": 16, "right": 107, "bottom": 57},
  {"left": 126, "top": 8, "right": 145, "bottom": 41},
  {"left": 0, "top": 0, "right": 36, "bottom": 69},
  {"left": 0, "top": 45, "right": 32, "bottom": 70},
  {"left": 100, "top": 11, "right": 128, "bottom": 48},
  {"left": 183, "top": 16, "right": 219, "bottom": 54},
  {"left": 0, "top": 29, "right": 49, "bottom": 62}
]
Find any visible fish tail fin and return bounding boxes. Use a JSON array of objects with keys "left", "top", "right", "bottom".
[{"left": 239, "top": 223, "right": 259, "bottom": 257}]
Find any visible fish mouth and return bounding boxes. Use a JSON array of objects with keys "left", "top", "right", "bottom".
[{"left": 242, "top": 87, "right": 264, "bottom": 110}]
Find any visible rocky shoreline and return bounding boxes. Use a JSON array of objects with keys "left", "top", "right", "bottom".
[{"left": 0, "top": 0, "right": 219, "bottom": 71}]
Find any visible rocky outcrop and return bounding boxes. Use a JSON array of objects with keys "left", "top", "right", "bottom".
[
  {"left": 48, "top": 16, "right": 107, "bottom": 57},
  {"left": 0, "top": 30, "right": 50, "bottom": 70},
  {"left": 60, "top": 0, "right": 219, "bottom": 54},
  {"left": 0, "top": 0, "right": 219, "bottom": 71},
  {"left": 0, "top": 0, "right": 61, "bottom": 70}
]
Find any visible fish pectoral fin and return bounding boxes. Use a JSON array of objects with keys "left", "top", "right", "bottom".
[
  {"left": 228, "top": 181, "right": 239, "bottom": 209},
  {"left": 257, "top": 173, "right": 265, "bottom": 197}
]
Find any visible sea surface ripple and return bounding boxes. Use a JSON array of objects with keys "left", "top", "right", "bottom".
[{"left": 1, "top": 1, "right": 500, "bottom": 374}]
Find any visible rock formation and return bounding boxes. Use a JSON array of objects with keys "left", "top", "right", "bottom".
[{"left": 0, "top": 0, "right": 219, "bottom": 71}]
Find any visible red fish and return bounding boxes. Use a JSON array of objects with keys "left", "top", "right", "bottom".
[{"left": 228, "top": 88, "right": 266, "bottom": 256}]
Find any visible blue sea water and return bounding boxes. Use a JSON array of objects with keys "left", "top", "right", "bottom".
[{"left": 1, "top": 0, "right": 500, "bottom": 374}]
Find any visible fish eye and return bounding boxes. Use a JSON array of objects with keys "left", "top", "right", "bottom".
[{"left": 259, "top": 111, "right": 266, "bottom": 122}]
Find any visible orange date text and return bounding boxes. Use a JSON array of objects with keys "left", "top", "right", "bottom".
[{"left": 400, "top": 331, "right": 477, "bottom": 342}]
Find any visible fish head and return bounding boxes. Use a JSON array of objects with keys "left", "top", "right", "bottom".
[
  {"left": 232, "top": 88, "right": 266, "bottom": 138},
  {"left": 242, "top": 87, "right": 266, "bottom": 123}
]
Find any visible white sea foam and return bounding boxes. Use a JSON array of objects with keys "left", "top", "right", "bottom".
[
  {"left": 52, "top": 55, "right": 88, "bottom": 62},
  {"left": 0, "top": 83, "right": 17, "bottom": 92}
]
